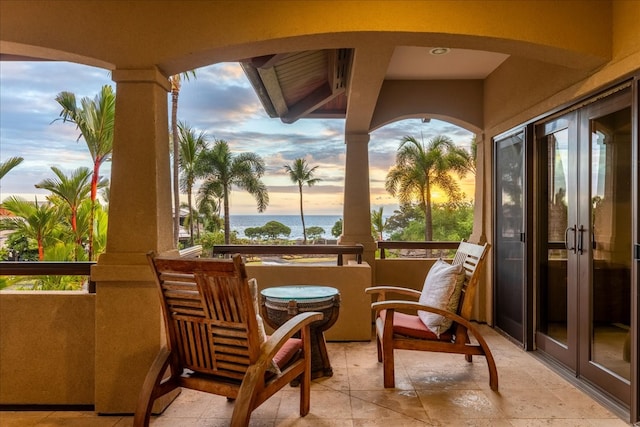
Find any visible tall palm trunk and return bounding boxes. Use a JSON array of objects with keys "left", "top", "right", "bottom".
[
  {"left": 298, "top": 183, "right": 307, "bottom": 244},
  {"left": 223, "top": 187, "right": 231, "bottom": 244},
  {"left": 88, "top": 159, "right": 101, "bottom": 260},
  {"left": 187, "top": 188, "right": 194, "bottom": 246},
  {"left": 37, "top": 235, "right": 44, "bottom": 261},
  {"left": 71, "top": 205, "right": 82, "bottom": 261},
  {"left": 423, "top": 197, "right": 433, "bottom": 242},
  {"left": 422, "top": 190, "right": 433, "bottom": 258}
]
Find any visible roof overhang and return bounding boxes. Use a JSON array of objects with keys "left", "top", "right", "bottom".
[{"left": 240, "top": 48, "right": 352, "bottom": 124}]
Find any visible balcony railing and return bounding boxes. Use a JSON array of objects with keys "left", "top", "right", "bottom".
[
  {"left": 0, "top": 261, "right": 96, "bottom": 293},
  {"left": 0, "top": 243, "right": 460, "bottom": 292},
  {"left": 377, "top": 241, "right": 461, "bottom": 259},
  {"left": 211, "top": 244, "right": 364, "bottom": 266},
  {"left": 211, "top": 241, "right": 462, "bottom": 264},
  {"left": 0, "top": 246, "right": 204, "bottom": 293}
]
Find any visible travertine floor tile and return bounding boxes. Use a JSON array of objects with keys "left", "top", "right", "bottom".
[{"left": 0, "top": 325, "right": 631, "bottom": 426}]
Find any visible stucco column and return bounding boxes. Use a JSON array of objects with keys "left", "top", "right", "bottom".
[
  {"left": 91, "top": 68, "right": 175, "bottom": 414},
  {"left": 339, "top": 133, "right": 376, "bottom": 268},
  {"left": 469, "top": 133, "right": 490, "bottom": 323}
]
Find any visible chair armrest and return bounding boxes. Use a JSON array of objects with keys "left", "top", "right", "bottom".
[
  {"left": 260, "top": 311, "right": 323, "bottom": 362},
  {"left": 365, "top": 285, "right": 421, "bottom": 302},
  {"left": 235, "top": 311, "right": 323, "bottom": 421},
  {"left": 241, "top": 312, "right": 322, "bottom": 392},
  {"left": 371, "top": 300, "right": 478, "bottom": 334}
]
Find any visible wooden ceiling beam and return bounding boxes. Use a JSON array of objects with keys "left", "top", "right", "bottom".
[
  {"left": 282, "top": 82, "right": 345, "bottom": 124},
  {"left": 251, "top": 53, "right": 290, "bottom": 69}
]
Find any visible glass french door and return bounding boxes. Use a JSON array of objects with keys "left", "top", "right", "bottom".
[
  {"left": 494, "top": 130, "right": 528, "bottom": 345},
  {"left": 536, "top": 88, "right": 632, "bottom": 405}
]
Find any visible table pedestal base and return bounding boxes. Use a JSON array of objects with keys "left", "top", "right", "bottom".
[{"left": 261, "top": 290, "right": 340, "bottom": 383}]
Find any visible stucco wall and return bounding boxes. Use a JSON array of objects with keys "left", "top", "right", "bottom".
[
  {"left": 0, "top": 291, "right": 95, "bottom": 405},
  {"left": 246, "top": 263, "right": 372, "bottom": 341},
  {"left": 374, "top": 258, "right": 440, "bottom": 318},
  {"left": 374, "top": 258, "right": 437, "bottom": 291},
  {"left": 484, "top": 0, "right": 640, "bottom": 137}
]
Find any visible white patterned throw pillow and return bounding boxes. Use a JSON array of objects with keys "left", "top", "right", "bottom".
[{"left": 417, "top": 259, "right": 466, "bottom": 337}]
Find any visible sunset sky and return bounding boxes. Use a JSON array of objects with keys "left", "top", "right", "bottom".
[{"left": 0, "top": 61, "right": 475, "bottom": 216}]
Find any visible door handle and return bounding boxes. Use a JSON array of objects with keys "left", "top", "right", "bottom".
[
  {"left": 577, "top": 225, "right": 587, "bottom": 254},
  {"left": 565, "top": 225, "right": 576, "bottom": 253}
]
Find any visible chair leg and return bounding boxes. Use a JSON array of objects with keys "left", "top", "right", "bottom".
[
  {"left": 230, "top": 409, "right": 251, "bottom": 427},
  {"left": 465, "top": 335, "right": 472, "bottom": 363},
  {"left": 232, "top": 367, "right": 259, "bottom": 427},
  {"left": 299, "top": 353, "right": 312, "bottom": 416},
  {"left": 376, "top": 334, "right": 383, "bottom": 363},
  {"left": 465, "top": 324, "right": 499, "bottom": 392},
  {"left": 382, "top": 341, "right": 395, "bottom": 388},
  {"left": 483, "top": 347, "right": 499, "bottom": 392},
  {"left": 133, "top": 348, "right": 173, "bottom": 427}
]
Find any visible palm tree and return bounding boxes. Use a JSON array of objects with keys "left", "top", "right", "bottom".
[
  {"left": 179, "top": 202, "right": 199, "bottom": 244},
  {"left": 35, "top": 166, "right": 91, "bottom": 234},
  {"left": 35, "top": 166, "right": 101, "bottom": 259},
  {"left": 177, "top": 122, "right": 207, "bottom": 245},
  {"left": 170, "top": 71, "right": 196, "bottom": 246},
  {"left": 385, "top": 135, "right": 472, "bottom": 242},
  {"left": 1, "top": 197, "right": 62, "bottom": 260},
  {"left": 54, "top": 84, "right": 115, "bottom": 260},
  {"left": 0, "top": 156, "right": 24, "bottom": 180},
  {"left": 371, "top": 207, "right": 388, "bottom": 241},
  {"left": 284, "top": 158, "right": 321, "bottom": 244},
  {"left": 197, "top": 140, "right": 268, "bottom": 244}
]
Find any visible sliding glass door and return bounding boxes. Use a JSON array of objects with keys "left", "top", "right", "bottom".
[{"left": 494, "top": 130, "right": 528, "bottom": 345}]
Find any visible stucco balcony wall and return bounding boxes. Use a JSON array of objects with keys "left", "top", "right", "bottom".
[
  {"left": 0, "top": 291, "right": 95, "bottom": 405},
  {"left": 0, "top": 262, "right": 374, "bottom": 407},
  {"left": 374, "top": 258, "right": 437, "bottom": 290},
  {"left": 246, "top": 263, "right": 372, "bottom": 341}
]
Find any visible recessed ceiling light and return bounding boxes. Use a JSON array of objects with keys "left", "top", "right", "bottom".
[{"left": 429, "top": 47, "right": 450, "bottom": 56}]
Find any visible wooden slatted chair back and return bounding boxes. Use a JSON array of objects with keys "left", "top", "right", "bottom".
[
  {"left": 451, "top": 241, "right": 490, "bottom": 322},
  {"left": 148, "top": 254, "right": 261, "bottom": 381}
]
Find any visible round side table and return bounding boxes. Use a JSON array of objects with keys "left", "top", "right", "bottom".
[{"left": 260, "top": 285, "right": 340, "bottom": 380}]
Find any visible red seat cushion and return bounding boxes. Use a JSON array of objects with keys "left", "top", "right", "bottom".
[
  {"left": 273, "top": 337, "right": 302, "bottom": 369},
  {"left": 380, "top": 310, "right": 453, "bottom": 342}
]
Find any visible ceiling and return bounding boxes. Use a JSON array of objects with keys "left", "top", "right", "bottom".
[{"left": 241, "top": 46, "right": 509, "bottom": 125}]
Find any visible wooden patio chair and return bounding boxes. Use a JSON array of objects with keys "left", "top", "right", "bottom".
[
  {"left": 134, "top": 253, "right": 322, "bottom": 427},
  {"left": 365, "top": 241, "right": 497, "bottom": 391}
]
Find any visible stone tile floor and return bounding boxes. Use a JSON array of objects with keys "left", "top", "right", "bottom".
[{"left": 0, "top": 325, "right": 631, "bottom": 426}]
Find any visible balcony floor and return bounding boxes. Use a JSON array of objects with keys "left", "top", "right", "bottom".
[{"left": 0, "top": 325, "right": 630, "bottom": 426}]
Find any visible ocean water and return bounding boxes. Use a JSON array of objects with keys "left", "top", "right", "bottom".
[{"left": 229, "top": 215, "right": 342, "bottom": 241}]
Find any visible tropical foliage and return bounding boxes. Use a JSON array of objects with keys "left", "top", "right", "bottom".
[
  {"left": 331, "top": 219, "right": 343, "bottom": 238},
  {"left": 0, "top": 87, "right": 113, "bottom": 289},
  {"left": 386, "top": 202, "right": 473, "bottom": 242},
  {"left": 35, "top": 166, "right": 93, "bottom": 259},
  {"left": 385, "top": 135, "right": 473, "bottom": 241},
  {"left": 244, "top": 221, "right": 291, "bottom": 241},
  {"left": 371, "top": 207, "right": 388, "bottom": 241},
  {"left": 1, "top": 197, "right": 63, "bottom": 261},
  {"left": 305, "top": 226, "right": 325, "bottom": 242},
  {"left": 170, "top": 71, "right": 197, "bottom": 245},
  {"left": 54, "top": 84, "right": 115, "bottom": 260},
  {"left": 178, "top": 122, "right": 207, "bottom": 245},
  {"left": 196, "top": 139, "right": 269, "bottom": 244},
  {"left": 0, "top": 156, "right": 24, "bottom": 180}
]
